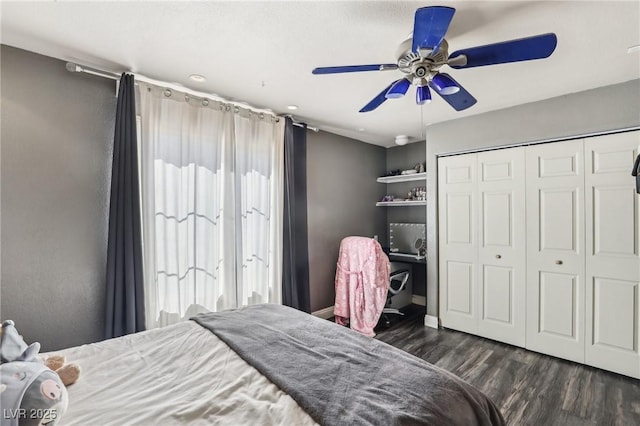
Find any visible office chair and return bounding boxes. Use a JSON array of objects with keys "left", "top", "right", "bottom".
[{"left": 379, "top": 269, "right": 410, "bottom": 327}]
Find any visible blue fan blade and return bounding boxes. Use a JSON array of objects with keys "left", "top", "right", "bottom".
[
  {"left": 412, "top": 6, "right": 456, "bottom": 54},
  {"left": 429, "top": 74, "right": 476, "bottom": 111},
  {"left": 449, "top": 33, "right": 557, "bottom": 69},
  {"left": 359, "top": 81, "right": 398, "bottom": 113},
  {"left": 312, "top": 64, "right": 398, "bottom": 74}
]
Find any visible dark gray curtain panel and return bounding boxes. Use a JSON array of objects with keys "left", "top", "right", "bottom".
[
  {"left": 282, "top": 117, "right": 311, "bottom": 313},
  {"left": 105, "top": 74, "right": 145, "bottom": 338},
  {"left": 632, "top": 154, "right": 640, "bottom": 193}
]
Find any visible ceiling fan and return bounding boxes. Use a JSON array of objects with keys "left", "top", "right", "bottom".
[{"left": 312, "top": 6, "right": 557, "bottom": 113}]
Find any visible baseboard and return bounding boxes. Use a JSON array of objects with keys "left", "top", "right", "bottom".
[
  {"left": 411, "top": 295, "right": 426, "bottom": 306},
  {"left": 424, "top": 314, "right": 439, "bottom": 329},
  {"left": 312, "top": 306, "right": 334, "bottom": 320}
]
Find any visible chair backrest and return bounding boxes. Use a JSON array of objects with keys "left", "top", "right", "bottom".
[
  {"left": 338, "top": 236, "right": 381, "bottom": 269},
  {"left": 337, "top": 236, "right": 390, "bottom": 284}
]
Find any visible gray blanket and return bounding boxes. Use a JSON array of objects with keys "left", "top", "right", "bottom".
[{"left": 192, "top": 304, "right": 505, "bottom": 426}]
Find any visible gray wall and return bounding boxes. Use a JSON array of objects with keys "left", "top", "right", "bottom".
[
  {"left": 307, "top": 130, "right": 387, "bottom": 312},
  {"left": 385, "top": 141, "right": 426, "bottom": 297},
  {"left": 1, "top": 45, "right": 116, "bottom": 350},
  {"left": 385, "top": 141, "right": 426, "bottom": 225},
  {"left": 386, "top": 140, "right": 426, "bottom": 170},
  {"left": 426, "top": 79, "right": 640, "bottom": 317}
]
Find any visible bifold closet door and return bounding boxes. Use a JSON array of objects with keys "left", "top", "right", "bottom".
[
  {"left": 438, "top": 153, "right": 479, "bottom": 334},
  {"left": 525, "top": 140, "right": 586, "bottom": 364},
  {"left": 584, "top": 130, "right": 640, "bottom": 378},
  {"left": 477, "top": 148, "right": 526, "bottom": 347}
]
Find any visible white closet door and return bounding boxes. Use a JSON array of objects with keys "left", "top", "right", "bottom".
[
  {"left": 584, "top": 130, "right": 640, "bottom": 378},
  {"left": 526, "top": 140, "right": 586, "bottom": 363},
  {"left": 439, "top": 153, "right": 478, "bottom": 334},
  {"left": 477, "top": 147, "right": 526, "bottom": 347}
]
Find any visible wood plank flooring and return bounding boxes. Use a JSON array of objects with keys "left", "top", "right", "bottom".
[{"left": 374, "top": 306, "right": 640, "bottom": 426}]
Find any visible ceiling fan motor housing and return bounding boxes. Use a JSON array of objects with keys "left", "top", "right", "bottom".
[
  {"left": 414, "top": 65, "right": 428, "bottom": 78},
  {"left": 397, "top": 38, "right": 449, "bottom": 82}
]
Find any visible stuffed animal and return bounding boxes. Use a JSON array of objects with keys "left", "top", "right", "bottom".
[
  {"left": 0, "top": 321, "right": 81, "bottom": 386},
  {"left": 0, "top": 320, "right": 78, "bottom": 426},
  {"left": 0, "top": 320, "right": 40, "bottom": 363},
  {"left": 43, "top": 355, "right": 80, "bottom": 387}
]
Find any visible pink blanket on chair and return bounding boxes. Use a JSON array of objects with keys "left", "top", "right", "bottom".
[{"left": 334, "top": 237, "right": 390, "bottom": 337}]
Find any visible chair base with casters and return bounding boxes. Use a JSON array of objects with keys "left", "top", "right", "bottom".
[{"left": 378, "top": 269, "right": 410, "bottom": 328}]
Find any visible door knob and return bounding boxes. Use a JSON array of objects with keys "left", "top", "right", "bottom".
[
  {"left": 555, "top": 260, "right": 563, "bottom": 265},
  {"left": 495, "top": 254, "right": 502, "bottom": 259}
]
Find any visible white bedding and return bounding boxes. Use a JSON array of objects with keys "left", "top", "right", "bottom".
[{"left": 50, "top": 321, "right": 317, "bottom": 425}]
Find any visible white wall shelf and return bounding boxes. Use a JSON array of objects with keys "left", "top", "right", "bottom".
[
  {"left": 376, "top": 172, "right": 426, "bottom": 184},
  {"left": 376, "top": 200, "right": 426, "bottom": 207}
]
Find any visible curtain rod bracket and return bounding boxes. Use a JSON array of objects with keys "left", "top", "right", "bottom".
[{"left": 286, "top": 114, "right": 319, "bottom": 132}]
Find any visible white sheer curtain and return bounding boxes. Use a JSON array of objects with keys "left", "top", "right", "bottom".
[{"left": 139, "top": 84, "right": 284, "bottom": 328}]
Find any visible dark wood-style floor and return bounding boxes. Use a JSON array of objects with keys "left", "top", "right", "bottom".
[{"left": 374, "top": 306, "right": 640, "bottom": 426}]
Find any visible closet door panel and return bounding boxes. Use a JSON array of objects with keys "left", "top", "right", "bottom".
[
  {"left": 592, "top": 278, "right": 637, "bottom": 350},
  {"left": 447, "top": 261, "right": 474, "bottom": 314},
  {"left": 482, "top": 265, "right": 513, "bottom": 323},
  {"left": 439, "top": 153, "right": 479, "bottom": 333},
  {"left": 539, "top": 188, "right": 579, "bottom": 253},
  {"left": 477, "top": 147, "right": 526, "bottom": 346},
  {"left": 538, "top": 271, "right": 578, "bottom": 338},
  {"left": 526, "top": 140, "right": 585, "bottom": 363},
  {"left": 592, "top": 186, "right": 635, "bottom": 255},
  {"left": 447, "top": 193, "right": 474, "bottom": 247},
  {"left": 585, "top": 130, "right": 640, "bottom": 378}
]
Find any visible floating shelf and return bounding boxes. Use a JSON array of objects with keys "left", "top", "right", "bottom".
[
  {"left": 389, "top": 253, "right": 426, "bottom": 263},
  {"left": 376, "top": 200, "right": 426, "bottom": 207},
  {"left": 376, "top": 172, "right": 426, "bottom": 184}
]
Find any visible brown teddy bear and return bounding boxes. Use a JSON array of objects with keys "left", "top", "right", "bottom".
[{"left": 43, "top": 355, "right": 81, "bottom": 387}]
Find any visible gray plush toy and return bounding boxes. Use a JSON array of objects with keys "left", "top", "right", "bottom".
[
  {"left": 0, "top": 320, "right": 68, "bottom": 426},
  {"left": 0, "top": 321, "right": 40, "bottom": 364}
]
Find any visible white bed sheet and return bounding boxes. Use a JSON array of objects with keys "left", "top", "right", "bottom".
[{"left": 50, "top": 321, "right": 317, "bottom": 425}]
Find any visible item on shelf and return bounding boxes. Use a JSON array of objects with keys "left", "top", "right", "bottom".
[
  {"left": 404, "top": 187, "right": 427, "bottom": 201},
  {"left": 382, "top": 169, "right": 402, "bottom": 177},
  {"left": 414, "top": 237, "right": 426, "bottom": 257},
  {"left": 380, "top": 195, "right": 395, "bottom": 202},
  {"left": 413, "top": 186, "right": 426, "bottom": 201},
  {"left": 401, "top": 169, "right": 417, "bottom": 175},
  {"left": 415, "top": 162, "right": 425, "bottom": 173}
]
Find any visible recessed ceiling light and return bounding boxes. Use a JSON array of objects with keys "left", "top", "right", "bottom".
[
  {"left": 189, "top": 74, "right": 206, "bottom": 82},
  {"left": 628, "top": 44, "right": 640, "bottom": 54},
  {"left": 287, "top": 105, "right": 299, "bottom": 110},
  {"left": 358, "top": 128, "right": 365, "bottom": 132}
]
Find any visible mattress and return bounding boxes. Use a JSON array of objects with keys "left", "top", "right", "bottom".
[{"left": 52, "top": 321, "right": 316, "bottom": 425}]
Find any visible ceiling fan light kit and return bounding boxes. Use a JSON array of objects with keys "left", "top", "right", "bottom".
[
  {"left": 385, "top": 78, "right": 411, "bottom": 99},
  {"left": 431, "top": 73, "right": 460, "bottom": 95},
  {"left": 416, "top": 85, "right": 432, "bottom": 105},
  {"left": 312, "top": 6, "right": 557, "bottom": 113}
]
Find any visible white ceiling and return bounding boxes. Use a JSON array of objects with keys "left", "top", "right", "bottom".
[{"left": 2, "top": 1, "right": 639, "bottom": 147}]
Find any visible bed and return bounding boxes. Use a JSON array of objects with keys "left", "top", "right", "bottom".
[{"left": 52, "top": 304, "right": 504, "bottom": 425}]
